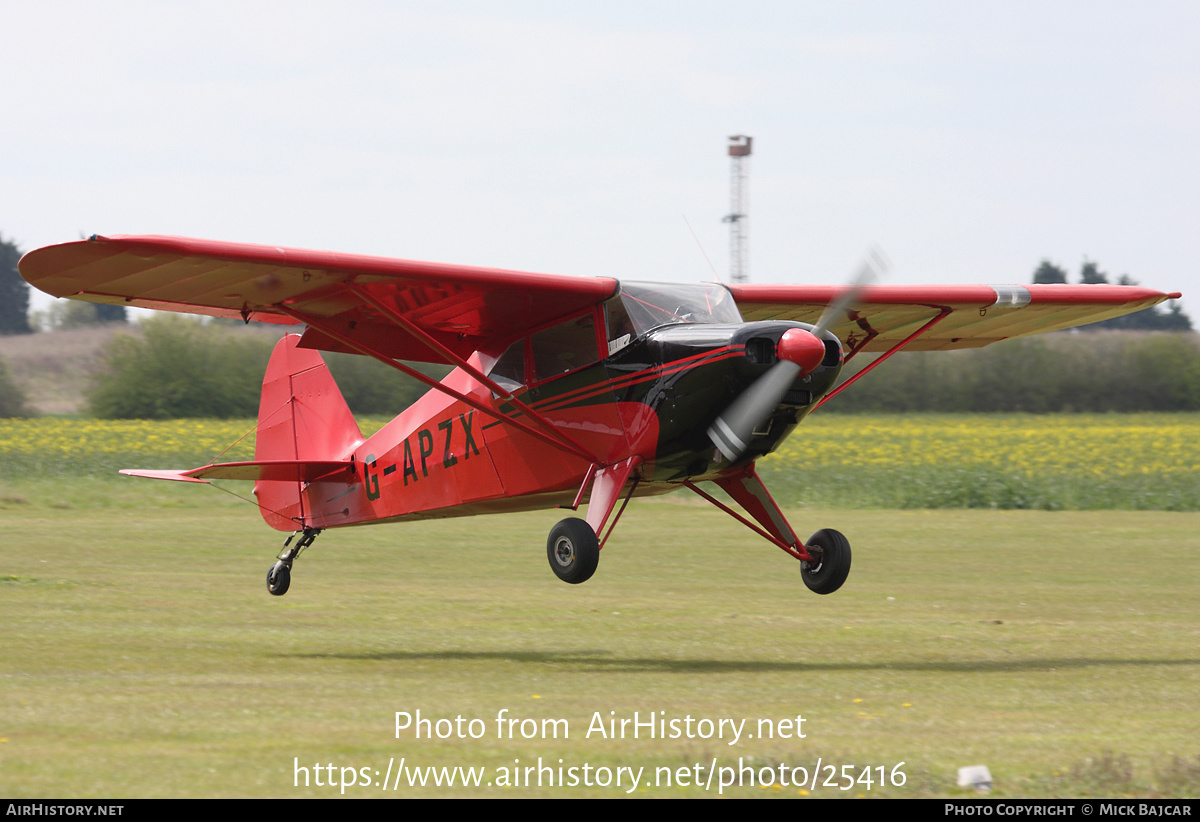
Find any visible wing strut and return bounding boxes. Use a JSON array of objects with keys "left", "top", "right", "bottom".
[
  {"left": 274, "top": 304, "right": 602, "bottom": 465},
  {"left": 683, "top": 464, "right": 815, "bottom": 562},
  {"left": 813, "top": 308, "right": 951, "bottom": 410}
]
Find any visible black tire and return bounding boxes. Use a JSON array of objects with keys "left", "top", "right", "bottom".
[
  {"left": 546, "top": 518, "right": 600, "bottom": 584},
  {"left": 267, "top": 562, "right": 291, "bottom": 596},
  {"left": 800, "top": 528, "right": 851, "bottom": 595}
]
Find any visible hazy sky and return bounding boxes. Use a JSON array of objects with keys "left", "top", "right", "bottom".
[{"left": 4, "top": 1, "right": 1197, "bottom": 313}]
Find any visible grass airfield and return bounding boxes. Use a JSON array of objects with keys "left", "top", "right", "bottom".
[{"left": 3, "top": 489, "right": 1198, "bottom": 798}]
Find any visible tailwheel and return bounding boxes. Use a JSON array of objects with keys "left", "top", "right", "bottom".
[
  {"left": 267, "top": 561, "right": 291, "bottom": 596},
  {"left": 547, "top": 518, "right": 599, "bottom": 585},
  {"left": 800, "top": 528, "right": 851, "bottom": 595},
  {"left": 266, "top": 528, "right": 320, "bottom": 597}
]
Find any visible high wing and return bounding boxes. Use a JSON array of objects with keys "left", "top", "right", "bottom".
[
  {"left": 20, "top": 236, "right": 1181, "bottom": 358},
  {"left": 729, "top": 283, "right": 1182, "bottom": 352},
  {"left": 18, "top": 235, "right": 618, "bottom": 363}
]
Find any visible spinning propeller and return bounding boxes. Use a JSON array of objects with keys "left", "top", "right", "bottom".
[{"left": 707, "top": 250, "right": 888, "bottom": 462}]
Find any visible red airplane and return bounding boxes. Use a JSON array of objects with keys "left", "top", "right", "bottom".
[{"left": 18, "top": 235, "right": 1181, "bottom": 596}]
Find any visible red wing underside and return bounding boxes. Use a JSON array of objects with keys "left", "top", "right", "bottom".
[{"left": 18, "top": 235, "right": 617, "bottom": 363}]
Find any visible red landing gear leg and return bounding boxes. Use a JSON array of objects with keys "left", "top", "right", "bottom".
[
  {"left": 547, "top": 457, "right": 641, "bottom": 585},
  {"left": 686, "top": 464, "right": 852, "bottom": 595}
]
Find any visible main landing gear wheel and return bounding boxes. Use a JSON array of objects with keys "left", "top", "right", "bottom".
[
  {"left": 800, "top": 528, "right": 851, "bottom": 595},
  {"left": 547, "top": 518, "right": 600, "bottom": 585}
]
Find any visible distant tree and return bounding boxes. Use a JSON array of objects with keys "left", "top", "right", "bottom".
[
  {"left": 88, "top": 316, "right": 275, "bottom": 418},
  {"left": 93, "top": 304, "right": 128, "bottom": 324},
  {"left": 1032, "top": 260, "right": 1068, "bottom": 284},
  {"left": 1162, "top": 302, "right": 1194, "bottom": 330},
  {"left": 1079, "top": 259, "right": 1108, "bottom": 284},
  {"left": 1083, "top": 300, "right": 1193, "bottom": 331},
  {"left": 39, "top": 299, "right": 127, "bottom": 330},
  {"left": 0, "top": 234, "right": 32, "bottom": 335},
  {"left": 324, "top": 352, "right": 450, "bottom": 415},
  {"left": 0, "top": 356, "right": 32, "bottom": 417},
  {"left": 35, "top": 299, "right": 130, "bottom": 330}
]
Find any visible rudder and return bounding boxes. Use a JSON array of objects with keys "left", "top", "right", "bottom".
[{"left": 255, "top": 334, "right": 363, "bottom": 530}]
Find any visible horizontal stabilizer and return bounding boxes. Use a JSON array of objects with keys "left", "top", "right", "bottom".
[
  {"left": 121, "top": 460, "right": 355, "bottom": 484},
  {"left": 119, "top": 469, "right": 211, "bottom": 484}
]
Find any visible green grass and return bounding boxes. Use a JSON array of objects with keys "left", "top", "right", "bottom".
[
  {"left": 2, "top": 413, "right": 1197, "bottom": 796},
  {"left": 3, "top": 496, "right": 1199, "bottom": 798},
  {"left": 760, "top": 412, "right": 1200, "bottom": 511}
]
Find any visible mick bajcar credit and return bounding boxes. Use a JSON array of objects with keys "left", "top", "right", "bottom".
[{"left": 943, "top": 804, "right": 1194, "bottom": 815}]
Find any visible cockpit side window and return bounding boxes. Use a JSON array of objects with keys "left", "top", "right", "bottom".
[
  {"left": 530, "top": 312, "right": 598, "bottom": 381},
  {"left": 488, "top": 308, "right": 605, "bottom": 391}
]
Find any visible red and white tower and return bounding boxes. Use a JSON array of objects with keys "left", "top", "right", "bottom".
[{"left": 723, "top": 135, "right": 752, "bottom": 283}]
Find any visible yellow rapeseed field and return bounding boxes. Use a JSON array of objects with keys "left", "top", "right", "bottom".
[
  {"left": 0, "top": 418, "right": 257, "bottom": 462},
  {"left": 0, "top": 417, "right": 394, "bottom": 468},
  {"left": 0, "top": 413, "right": 1195, "bottom": 508},
  {"left": 767, "top": 413, "right": 1198, "bottom": 479}
]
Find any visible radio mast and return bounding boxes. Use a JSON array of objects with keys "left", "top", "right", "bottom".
[{"left": 723, "top": 135, "right": 752, "bottom": 283}]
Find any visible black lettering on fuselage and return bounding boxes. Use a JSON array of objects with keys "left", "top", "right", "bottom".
[
  {"left": 364, "top": 453, "right": 381, "bottom": 500},
  {"left": 460, "top": 412, "right": 479, "bottom": 458},
  {"left": 390, "top": 412, "right": 484, "bottom": 488},
  {"left": 439, "top": 419, "right": 458, "bottom": 468},
  {"left": 402, "top": 439, "right": 418, "bottom": 485},
  {"left": 417, "top": 429, "right": 434, "bottom": 477}
]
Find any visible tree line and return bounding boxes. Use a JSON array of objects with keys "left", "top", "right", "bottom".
[
  {"left": 0, "top": 316, "right": 1194, "bottom": 419},
  {"left": 828, "top": 331, "right": 1200, "bottom": 413}
]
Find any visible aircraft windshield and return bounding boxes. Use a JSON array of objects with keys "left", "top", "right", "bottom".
[{"left": 617, "top": 282, "right": 742, "bottom": 335}]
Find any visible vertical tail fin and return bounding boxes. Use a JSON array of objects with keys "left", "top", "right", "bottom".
[{"left": 255, "top": 334, "right": 363, "bottom": 530}]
